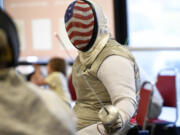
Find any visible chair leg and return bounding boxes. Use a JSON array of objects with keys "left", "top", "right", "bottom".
[
  {"left": 127, "top": 126, "right": 139, "bottom": 135},
  {"left": 139, "top": 130, "right": 149, "bottom": 135}
]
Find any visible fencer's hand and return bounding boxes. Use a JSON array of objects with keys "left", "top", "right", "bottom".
[
  {"left": 104, "top": 117, "right": 122, "bottom": 134},
  {"left": 98, "top": 105, "right": 123, "bottom": 134},
  {"left": 111, "top": 118, "right": 122, "bottom": 131}
]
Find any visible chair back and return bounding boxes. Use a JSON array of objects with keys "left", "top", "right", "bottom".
[
  {"left": 155, "top": 68, "right": 178, "bottom": 123},
  {"left": 68, "top": 73, "right": 77, "bottom": 101},
  {"left": 137, "top": 82, "right": 153, "bottom": 130},
  {"left": 155, "top": 69, "right": 176, "bottom": 107}
]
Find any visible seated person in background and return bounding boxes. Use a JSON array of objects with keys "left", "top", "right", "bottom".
[
  {"left": 139, "top": 67, "right": 164, "bottom": 119},
  {"left": 0, "top": 9, "right": 76, "bottom": 135},
  {"left": 31, "top": 57, "right": 72, "bottom": 106}
]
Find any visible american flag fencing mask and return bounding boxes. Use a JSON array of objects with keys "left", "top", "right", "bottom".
[{"left": 64, "top": 0, "right": 98, "bottom": 52}]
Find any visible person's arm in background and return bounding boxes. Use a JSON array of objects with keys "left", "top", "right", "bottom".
[
  {"left": 97, "top": 55, "right": 137, "bottom": 130},
  {"left": 30, "top": 64, "right": 49, "bottom": 86}
]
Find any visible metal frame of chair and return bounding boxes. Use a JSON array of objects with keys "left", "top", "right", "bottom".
[
  {"left": 136, "top": 81, "right": 153, "bottom": 134},
  {"left": 145, "top": 68, "right": 179, "bottom": 135}
]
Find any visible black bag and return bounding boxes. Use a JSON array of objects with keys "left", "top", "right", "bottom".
[{"left": 147, "top": 123, "right": 180, "bottom": 135}]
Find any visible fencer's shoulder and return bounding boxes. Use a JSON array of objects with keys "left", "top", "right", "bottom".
[
  {"left": 105, "top": 38, "right": 129, "bottom": 50},
  {"left": 97, "top": 38, "right": 133, "bottom": 61},
  {"left": 106, "top": 38, "right": 122, "bottom": 46},
  {"left": 107, "top": 38, "right": 120, "bottom": 45}
]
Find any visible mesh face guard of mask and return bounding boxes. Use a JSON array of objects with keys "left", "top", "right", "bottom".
[{"left": 64, "top": 0, "right": 98, "bottom": 52}]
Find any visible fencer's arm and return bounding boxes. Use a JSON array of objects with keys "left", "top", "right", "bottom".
[{"left": 97, "top": 55, "right": 137, "bottom": 128}]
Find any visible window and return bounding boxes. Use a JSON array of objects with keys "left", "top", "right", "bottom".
[
  {"left": 127, "top": 0, "right": 180, "bottom": 47},
  {"left": 0, "top": 0, "right": 4, "bottom": 9},
  {"left": 127, "top": 1, "right": 180, "bottom": 103},
  {"left": 127, "top": 1, "right": 180, "bottom": 125}
]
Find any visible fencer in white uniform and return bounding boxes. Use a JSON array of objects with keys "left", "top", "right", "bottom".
[
  {"left": 64, "top": 0, "right": 141, "bottom": 134},
  {"left": 0, "top": 9, "right": 76, "bottom": 135}
]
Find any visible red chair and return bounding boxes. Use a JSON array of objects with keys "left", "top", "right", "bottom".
[
  {"left": 136, "top": 82, "right": 153, "bottom": 131},
  {"left": 68, "top": 73, "right": 77, "bottom": 101},
  {"left": 149, "top": 68, "right": 178, "bottom": 124},
  {"left": 146, "top": 68, "right": 179, "bottom": 135}
]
